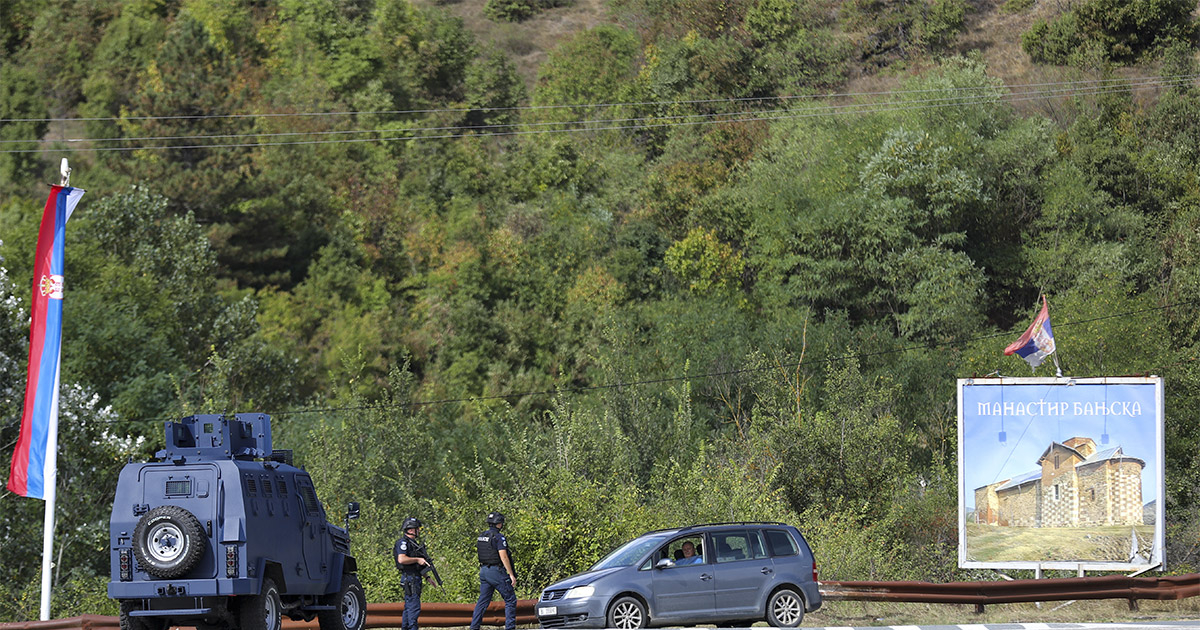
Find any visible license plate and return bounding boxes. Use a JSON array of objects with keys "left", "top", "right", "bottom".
[{"left": 538, "top": 606, "right": 557, "bottom": 616}]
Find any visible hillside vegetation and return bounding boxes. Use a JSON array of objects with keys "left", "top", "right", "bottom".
[{"left": 1, "top": 0, "right": 1199, "bottom": 620}]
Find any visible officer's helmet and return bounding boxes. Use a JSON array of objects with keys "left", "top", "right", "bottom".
[
  {"left": 403, "top": 517, "right": 423, "bottom": 532},
  {"left": 486, "top": 512, "right": 506, "bottom": 526}
]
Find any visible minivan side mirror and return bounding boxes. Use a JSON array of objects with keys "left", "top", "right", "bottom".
[{"left": 655, "top": 558, "right": 675, "bottom": 570}]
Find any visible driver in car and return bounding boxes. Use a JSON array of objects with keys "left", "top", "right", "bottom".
[{"left": 676, "top": 541, "right": 703, "bottom": 565}]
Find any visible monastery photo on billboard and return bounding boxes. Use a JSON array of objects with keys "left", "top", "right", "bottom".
[{"left": 973, "top": 436, "right": 1149, "bottom": 528}]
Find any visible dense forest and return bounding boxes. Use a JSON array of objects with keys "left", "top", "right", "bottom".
[{"left": 2, "top": 0, "right": 1200, "bottom": 620}]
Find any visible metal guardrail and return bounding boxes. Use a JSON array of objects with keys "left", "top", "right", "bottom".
[
  {"left": 0, "top": 601, "right": 538, "bottom": 630},
  {"left": 821, "top": 573, "right": 1200, "bottom": 611},
  {"left": 298, "top": 601, "right": 539, "bottom": 629},
  {"left": 4, "top": 576, "right": 1199, "bottom": 629},
  {"left": 0, "top": 617, "right": 119, "bottom": 630}
]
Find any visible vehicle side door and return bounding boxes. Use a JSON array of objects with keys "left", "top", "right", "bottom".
[
  {"left": 764, "top": 527, "right": 818, "bottom": 608},
  {"left": 710, "top": 529, "right": 773, "bottom": 616},
  {"left": 649, "top": 534, "right": 715, "bottom": 621},
  {"left": 295, "top": 475, "right": 329, "bottom": 591}
]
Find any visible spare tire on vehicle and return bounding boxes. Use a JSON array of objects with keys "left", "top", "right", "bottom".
[{"left": 133, "top": 505, "right": 206, "bottom": 579}]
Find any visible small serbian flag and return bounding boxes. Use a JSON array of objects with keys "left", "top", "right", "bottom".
[
  {"left": 1004, "top": 295, "right": 1056, "bottom": 370},
  {"left": 7, "top": 185, "right": 84, "bottom": 499}
]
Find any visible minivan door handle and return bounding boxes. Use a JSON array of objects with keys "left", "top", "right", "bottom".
[
  {"left": 760, "top": 567, "right": 773, "bottom": 574},
  {"left": 700, "top": 573, "right": 713, "bottom": 581}
]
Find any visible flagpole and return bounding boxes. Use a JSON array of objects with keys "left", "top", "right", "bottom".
[
  {"left": 39, "top": 393, "right": 58, "bottom": 620},
  {"left": 37, "top": 159, "right": 71, "bottom": 621}
]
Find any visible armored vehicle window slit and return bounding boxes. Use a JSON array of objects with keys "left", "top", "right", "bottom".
[
  {"left": 298, "top": 477, "right": 321, "bottom": 515},
  {"left": 165, "top": 480, "right": 192, "bottom": 496},
  {"left": 277, "top": 479, "right": 287, "bottom": 495},
  {"left": 245, "top": 476, "right": 257, "bottom": 495}
]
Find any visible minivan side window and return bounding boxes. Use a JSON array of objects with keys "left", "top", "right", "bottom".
[
  {"left": 765, "top": 529, "right": 798, "bottom": 557},
  {"left": 713, "top": 531, "right": 753, "bottom": 563},
  {"left": 747, "top": 529, "right": 768, "bottom": 559},
  {"left": 659, "top": 535, "right": 705, "bottom": 567}
]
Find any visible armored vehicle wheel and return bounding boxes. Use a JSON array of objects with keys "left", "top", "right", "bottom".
[
  {"left": 318, "top": 574, "right": 366, "bottom": 630},
  {"left": 119, "top": 601, "right": 165, "bottom": 630},
  {"left": 240, "top": 578, "right": 282, "bottom": 630},
  {"left": 133, "top": 505, "right": 206, "bottom": 579},
  {"left": 765, "top": 588, "right": 805, "bottom": 627}
]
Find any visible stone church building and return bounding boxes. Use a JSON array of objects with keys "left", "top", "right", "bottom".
[{"left": 974, "top": 437, "right": 1145, "bottom": 527}]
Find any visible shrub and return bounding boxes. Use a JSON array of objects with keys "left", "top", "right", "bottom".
[
  {"left": 1021, "top": 13, "right": 1083, "bottom": 65},
  {"left": 1023, "top": 0, "right": 1198, "bottom": 65},
  {"left": 1001, "top": 0, "right": 1034, "bottom": 13},
  {"left": 484, "top": 0, "right": 572, "bottom": 22},
  {"left": 917, "top": 0, "right": 967, "bottom": 52},
  {"left": 1073, "top": 0, "right": 1199, "bottom": 63},
  {"left": 845, "top": 0, "right": 967, "bottom": 61}
]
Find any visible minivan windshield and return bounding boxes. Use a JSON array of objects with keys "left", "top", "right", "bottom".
[{"left": 590, "top": 534, "right": 668, "bottom": 570}]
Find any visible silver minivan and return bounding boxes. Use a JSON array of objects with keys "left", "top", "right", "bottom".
[{"left": 536, "top": 522, "right": 821, "bottom": 629}]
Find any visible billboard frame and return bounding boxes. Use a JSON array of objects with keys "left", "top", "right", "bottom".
[{"left": 957, "top": 376, "right": 1164, "bottom": 571}]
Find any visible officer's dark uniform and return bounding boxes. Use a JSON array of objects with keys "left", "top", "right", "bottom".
[
  {"left": 395, "top": 520, "right": 429, "bottom": 630},
  {"left": 469, "top": 513, "right": 517, "bottom": 630}
]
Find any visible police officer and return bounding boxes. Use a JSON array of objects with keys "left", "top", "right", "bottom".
[
  {"left": 469, "top": 512, "right": 517, "bottom": 630},
  {"left": 395, "top": 517, "right": 432, "bottom": 630}
]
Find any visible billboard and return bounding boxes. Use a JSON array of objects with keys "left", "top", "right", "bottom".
[{"left": 958, "top": 376, "right": 1163, "bottom": 570}]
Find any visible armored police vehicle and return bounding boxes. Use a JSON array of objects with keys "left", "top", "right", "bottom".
[{"left": 108, "top": 413, "right": 365, "bottom": 630}]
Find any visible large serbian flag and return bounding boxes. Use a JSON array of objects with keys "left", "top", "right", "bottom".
[
  {"left": 1004, "top": 294, "right": 1056, "bottom": 370},
  {"left": 7, "top": 185, "right": 84, "bottom": 499}
]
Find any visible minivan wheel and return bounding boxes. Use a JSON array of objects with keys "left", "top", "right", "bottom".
[
  {"left": 607, "top": 596, "right": 648, "bottom": 629},
  {"left": 766, "top": 588, "right": 805, "bottom": 627}
]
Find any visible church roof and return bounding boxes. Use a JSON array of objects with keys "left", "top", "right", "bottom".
[
  {"left": 991, "top": 443, "right": 1145, "bottom": 493},
  {"left": 1036, "top": 441, "right": 1085, "bottom": 465},
  {"left": 1077, "top": 445, "right": 1145, "bottom": 469},
  {"left": 996, "top": 468, "right": 1042, "bottom": 491}
]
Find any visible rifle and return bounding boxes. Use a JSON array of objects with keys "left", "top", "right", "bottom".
[
  {"left": 420, "top": 561, "right": 443, "bottom": 587},
  {"left": 420, "top": 559, "right": 449, "bottom": 600}
]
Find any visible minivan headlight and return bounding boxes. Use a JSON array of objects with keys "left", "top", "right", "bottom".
[{"left": 565, "top": 585, "right": 594, "bottom": 599}]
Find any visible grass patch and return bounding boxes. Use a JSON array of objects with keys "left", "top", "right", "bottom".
[
  {"left": 806, "top": 598, "right": 1200, "bottom": 627},
  {"left": 966, "top": 523, "right": 1155, "bottom": 563},
  {"left": 1001, "top": 0, "right": 1035, "bottom": 14}
]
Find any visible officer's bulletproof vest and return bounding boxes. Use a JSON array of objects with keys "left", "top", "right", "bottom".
[
  {"left": 477, "top": 528, "right": 502, "bottom": 565},
  {"left": 397, "top": 536, "right": 425, "bottom": 573}
]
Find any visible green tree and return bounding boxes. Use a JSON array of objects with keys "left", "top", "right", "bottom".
[
  {"left": 464, "top": 49, "right": 527, "bottom": 129},
  {"left": 845, "top": 0, "right": 968, "bottom": 62},
  {"left": 484, "top": 0, "right": 573, "bottom": 23},
  {"left": 772, "top": 358, "right": 911, "bottom": 516},
  {"left": 104, "top": 14, "right": 255, "bottom": 221},
  {"left": 532, "top": 25, "right": 640, "bottom": 123},
  {"left": 1023, "top": 0, "right": 1198, "bottom": 64},
  {"left": 0, "top": 64, "right": 49, "bottom": 187},
  {"left": 663, "top": 227, "right": 744, "bottom": 296}
]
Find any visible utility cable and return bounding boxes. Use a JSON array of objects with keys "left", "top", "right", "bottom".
[
  {"left": 104, "top": 298, "right": 1199, "bottom": 425},
  {"left": 2, "top": 73, "right": 1195, "bottom": 124},
  {"left": 2, "top": 76, "right": 1190, "bottom": 154},
  {"left": 4, "top": 75, "right": 1193, "bottom": 147}
]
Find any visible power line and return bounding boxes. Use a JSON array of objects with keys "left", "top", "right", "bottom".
[
  {"left": 2, "top": 73, "right": 1195, "bottom": 124},
  {"left": 111, "top": 298, "right": 1197, "bottom": 425},
  {"left": 4, "top": 75, "right": 1192, "bottom": 148},
  {"left": 2, "top": 76, "right": 1190, "bottom": 154}
]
